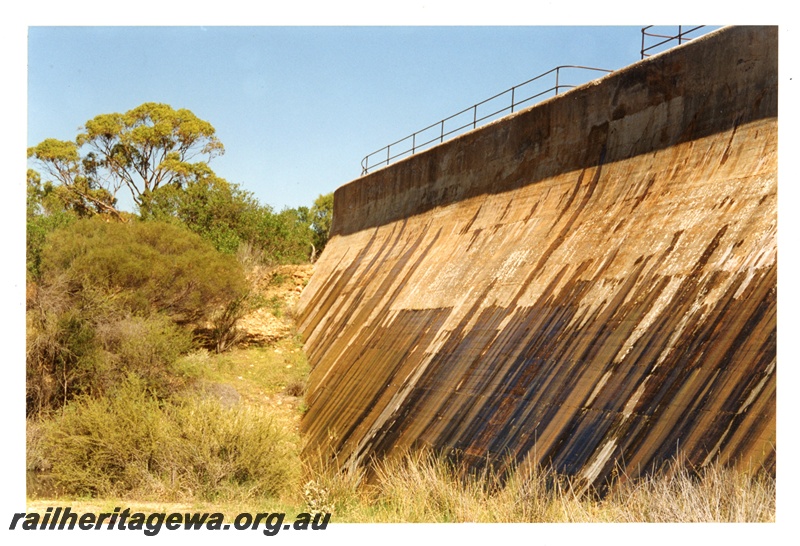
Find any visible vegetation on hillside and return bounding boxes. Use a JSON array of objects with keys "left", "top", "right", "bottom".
[
  {"left": 27, "top": 102, "right": 334, "bottom": 277},
  {"left": 26, "top": 218, "right": 246, "bottom": 415},
  {"left": 26, "top": 101, "right": 332, "bottom": 409},
  {"left": 25, "top": 102, "right": 331, "bottom": 504}
]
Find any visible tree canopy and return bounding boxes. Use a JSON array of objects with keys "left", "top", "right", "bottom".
[
  {"left": 309, "top": 192, "right": 334, "bottom": 252},
  {"left": 26, "top": 138, "right": 120, "bottom": 218},
  {"left": 28, "top": 102, "right": 224, "bottom": 217},
  {"left": 27, "top": 102, "right": 335, "bottom": 269}
]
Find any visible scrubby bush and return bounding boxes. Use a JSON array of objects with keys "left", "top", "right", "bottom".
[
  {"left": 94, "top": 314, "right": 194, "bottom": 393},
  {"left": 143, "top": 176, "right": 257, "bottom": 255},
  {"left": 41, "top": 218, "right": 247, "bottom": 324},
  {"left": 26, "top": 298, "right": 103, "bottom": 414},
  {"left": 145, "top": 177, "right": 325, "bottom": 264},
  {"left": 32, "top": 376, "right": 299, "bottom": 501},
  {"left": 167, "top": 393, "right": 299, "bottom": 500},
  {"left": 26, "top": 288, "right": 197, "bottom": 414},
  {"left": 26, "top": 169, "right": 77, "bottom": 280},
  {"left": 31, "top": 377, "right": 171, "bottom": 497},
  {"left": 236, "top": 206, "right": 316, "bottom": 265},
  {"left": 26, "top": 218, "right": 249, "bottom": 415}
]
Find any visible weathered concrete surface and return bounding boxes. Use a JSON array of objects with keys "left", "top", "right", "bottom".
[{"left": 297, "top": 26, "right": 777, "bottom": 487}]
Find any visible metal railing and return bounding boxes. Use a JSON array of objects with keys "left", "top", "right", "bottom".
[
  {"left": 640, "top": 25, "right": 706, "bottom": 59},
  {"left": 360, "top": 65, "right": 612, "bottom": 175}
]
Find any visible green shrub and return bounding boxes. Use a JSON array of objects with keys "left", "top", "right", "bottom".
[
  {"left": 27, "top": 211, "right": 76, "bottom": 281},
  {"left": 144, "top": 177, "right": 320, "bottom": 264},
  {"left": 35, "top": 377, "right": 299, "bottom": 501},
  {"left": 95, "top": 314, "right": 194, "bottom": 394},
  {"left": 238, "top": 206, "right": 315, "bottom": 265},
  {"left": 27, "top": 218, "right": 249, "bottom": 415},
  {"left": 26, "top": 292, "right": 105, "bottom": 414},
  {"left": 26, "top": 168, "right": 77, "bottom": 280},
  {"left": 144, "top": 176, "right": 254, "bottom": 255},
  {"left": 34, "top": 376, "right": 170, "bottom": 497},
  {"left": 41, "top": 217, "right": 247, "bottom": 324}
]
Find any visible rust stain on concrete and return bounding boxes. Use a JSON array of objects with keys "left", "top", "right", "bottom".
[{"left": 297, "top": 26, "right": 777, "bottom": 488}]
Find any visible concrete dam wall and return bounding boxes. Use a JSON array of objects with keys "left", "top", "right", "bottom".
[{"left": 296, "top": 26, "right": 777, "bottom": 487}]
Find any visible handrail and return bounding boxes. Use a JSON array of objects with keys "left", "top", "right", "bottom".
[
  {"left": 360, "top": 65, "right": 612, "bottom": 175},
  {"left": 640, "top": 25, "right": 706, "bottom": 59}
]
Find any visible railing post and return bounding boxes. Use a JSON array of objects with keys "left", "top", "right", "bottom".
[
  {"left": 387, "top": 145, "right": 390, "bottom": 167},
  {"left": 412, "top": 133, "right": 416, "bottom": 154},
  {"left": 440, "top": 120, "right": 444, "bottom": 143},
  {"left": 473, "top": 105, "right": 477, "bottom": 129},
  {"left": 678, "top": 25, "right": 683, "bottom": 45},
  {"left": 641, "top": 27, "right": 646, "bottom": 59},
  {"left": 511, "top": 87, "right": 515, "bottom": 113},
  {"left": 555, "top": 67, "right": 560, "bottom": 95}
]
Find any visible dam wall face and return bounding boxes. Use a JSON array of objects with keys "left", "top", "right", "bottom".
[{"left": 297, "top": 26, "right": 777, "bottom": 485}]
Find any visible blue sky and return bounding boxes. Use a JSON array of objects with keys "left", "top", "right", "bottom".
[{"left": 27, "top": 24, "right": 710, "bottom": 211}]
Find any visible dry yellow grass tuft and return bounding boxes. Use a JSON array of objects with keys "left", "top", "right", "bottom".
[{"left": 298, "top": 450, "right": 775, "bottom": 523}]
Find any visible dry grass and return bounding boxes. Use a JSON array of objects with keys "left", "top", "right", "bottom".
[
  {"left": 602, "top": 459, "right": 776, "bottom": 522},
  {"left": 298, "top": 450, "right": 775, "bottom": 523}
]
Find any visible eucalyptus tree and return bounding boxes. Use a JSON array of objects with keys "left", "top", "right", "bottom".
[{"left": 28, "top": 102, "right": 224, "bottom": 218}]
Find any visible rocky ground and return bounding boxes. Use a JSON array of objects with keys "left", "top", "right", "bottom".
[
  {"left": 203, "top": 263, "right": 315, "bottom": 424},
  {"left": 236, "top": 264, "right": 314, "bottom": 345}
]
